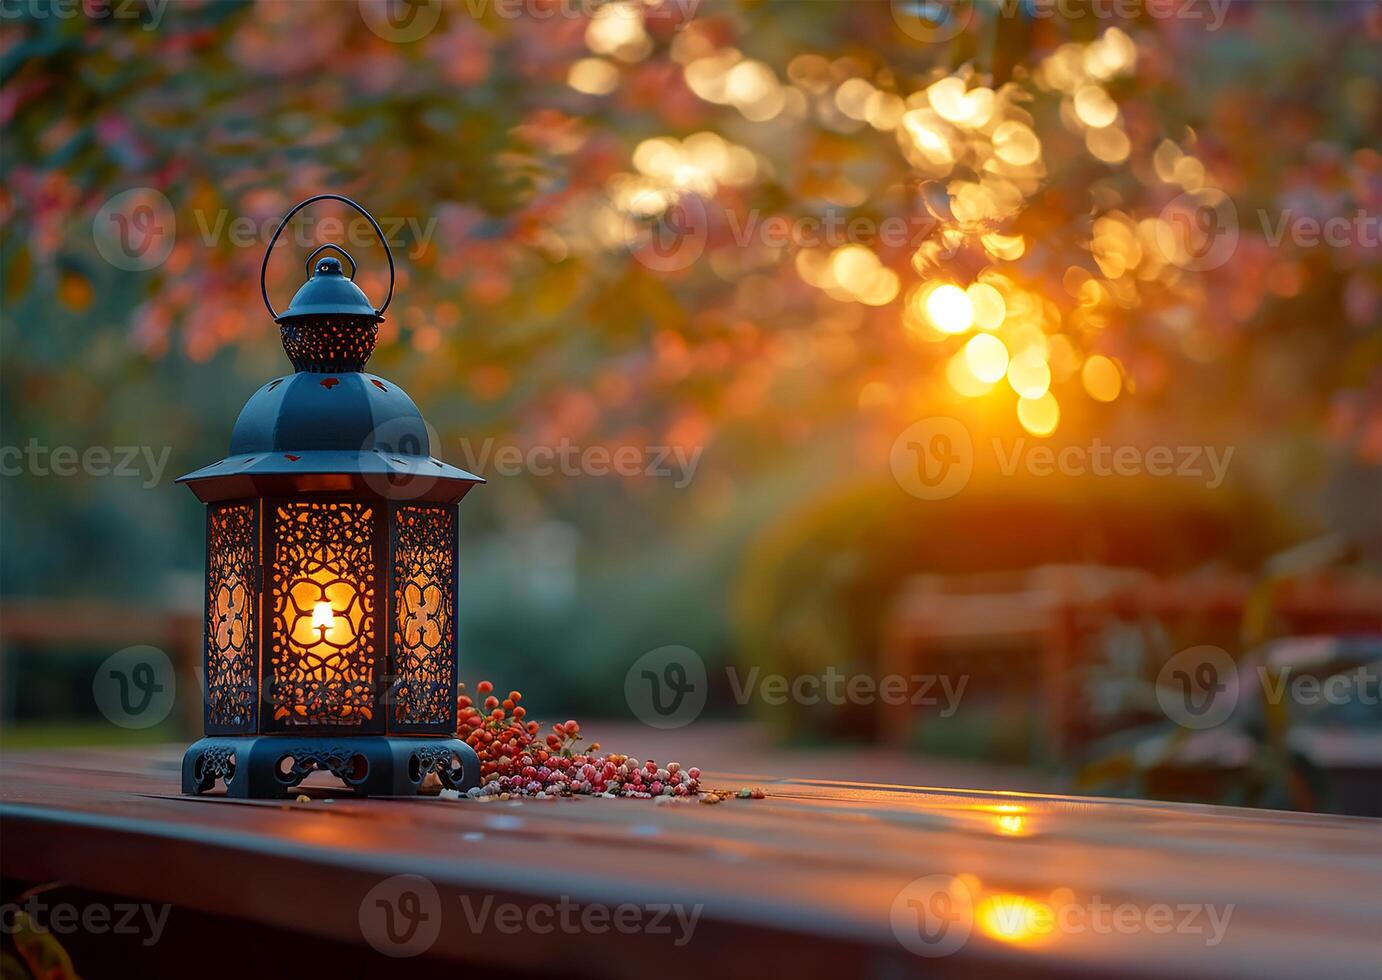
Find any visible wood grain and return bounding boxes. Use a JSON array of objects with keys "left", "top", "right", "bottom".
[{"left": 2, "top": 746, "right": 1378, "bottom": 978}]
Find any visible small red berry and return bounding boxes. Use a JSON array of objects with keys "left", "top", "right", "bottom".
[{"left": 455, "top": 680, "right": 703, "bottom": 801}]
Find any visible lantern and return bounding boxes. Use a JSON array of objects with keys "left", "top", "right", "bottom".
[{"left": 178, "top": 195, "right": 483, "bottom": 798}]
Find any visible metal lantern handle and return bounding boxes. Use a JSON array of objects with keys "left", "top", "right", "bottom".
[
  {"left": 304, "top": 243, "right": 357, "bottom": 280},
  {"left": 260, "top": 194, "right": 395, "bottom": 320}
]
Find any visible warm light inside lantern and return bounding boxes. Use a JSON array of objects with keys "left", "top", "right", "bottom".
[
  {"left": 279, "top": 562, "right": 368, "bottom": 719},
  {"left": 287, "top": 566, "right": 364, "bottom": 652},
  {"left": 269, "top": 502, "right": 379, "bottom": 725},
  {"left": 181, "top": 193, "right": 481, "bottom": 798}
]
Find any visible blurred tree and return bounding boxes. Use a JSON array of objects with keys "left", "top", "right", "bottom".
[{"left": 1, "top": 0, "right": 1377, "bottom": 709}]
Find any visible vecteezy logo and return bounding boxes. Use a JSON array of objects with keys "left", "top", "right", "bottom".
[
  {"left": 92, "top": 645, "right": 176, "bottom": 729},
  {"left": 92, "top": 189, "right": 175, "bottom": 271},
  {"left": 358, "top": 0, "right": 444, "bottom": 43},
  {"left": 644, "top": 0, "right": 703, "bottom": 29},
  {"left": 359, "top": 874, "right": 442, "bottom": 958},
  {"left": 890, "top": 417, "right": 973, "bottom": 501},
  {"left": 624, "top": 645, "right": 708, "bottom": 729},
  {"left": 1154, "top": 189, "right": 1239, "bottom": 272},
  {"left": 360, "top": 415, "right": 445, "bottom": 501},
  {"left": 1156, "top": 645, "right": 1239, "bottom": 730},
  {"left": 890, "top": 874, "right": 973, "bottom": 957},
  {"left": 625, "top": 191, "right": 708, "bottom": 273},
  {"left": 890, "top": 1, "right": 975, "bottom": 45}
]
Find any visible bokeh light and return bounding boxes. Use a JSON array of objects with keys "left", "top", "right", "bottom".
[
  {"left": 1018, "top": 392, "right": 1061, "bottom": 436},
  {"left": 964, "top": 334, "right": 1010, "bottom": 383},
  {"left": 925, "top": 284, "right": 974, "bottom": 334},
  {"left": 967, "top": 282, "right": 1007, "bottom": 331},
  {"left": 1007, "top": 349, "right": 1053, "bottom": 400},
  {"left": 568, "top": 58, "right": 619, "bottom": 96},
  {"left": 1081, "top": 355, "right": 1123, "bottom": 402}
]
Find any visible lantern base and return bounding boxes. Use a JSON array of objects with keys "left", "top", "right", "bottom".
[{"left": 181, "top": 735, "right": 481, "bottom": 799}]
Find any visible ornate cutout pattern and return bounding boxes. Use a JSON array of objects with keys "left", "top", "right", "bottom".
[
  {"left": 276, "top": 746, "right": 367, "bottom": 786},
  {"left": 391, "top": 505, "right": 455, "bottom": 728},
  {"left": 206, "top": 502, "right": 258, "bottom": 730},
  {"left": 269, "top": 501, "right": 377, "bottom": 726},
  {"left": 279, "top": 315, "right": 378, "bottom": 372}
]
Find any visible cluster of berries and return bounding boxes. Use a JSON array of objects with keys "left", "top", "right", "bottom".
[{"left": 456, "top": 681, "right": 703, "bottom": 799}]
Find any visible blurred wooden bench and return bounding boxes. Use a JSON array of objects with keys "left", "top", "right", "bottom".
[
  {"left": 0, "top": 598, "right": 202, "bottom": 734},
  {"left": 880, "top": 566, "right": 1382, "bottom": 758}
]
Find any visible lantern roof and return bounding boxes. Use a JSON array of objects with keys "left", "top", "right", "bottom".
[{"left": 177, "top": 371, "right": 483, "bottom": 504}]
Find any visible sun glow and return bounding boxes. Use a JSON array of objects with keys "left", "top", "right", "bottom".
[{"left": 925, "top": 284, "right": 974, "bottom": 334}]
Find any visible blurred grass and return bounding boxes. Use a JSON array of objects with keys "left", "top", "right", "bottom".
[{"left": 0, "top": 722, "right": 182, "bottom": 749}]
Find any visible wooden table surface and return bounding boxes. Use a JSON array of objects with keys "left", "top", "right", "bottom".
[{"left": 2, "top": 745, "right": 1379, "bottom": 978}]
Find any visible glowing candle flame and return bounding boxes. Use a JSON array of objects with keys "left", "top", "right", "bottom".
[{"left": 312, "top": 601, "right": 334, "bottom": 631}]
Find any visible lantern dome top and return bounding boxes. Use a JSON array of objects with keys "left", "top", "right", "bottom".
[
  {"left": 278, "top": 255, "right": 381, "bottom": 323},
  {"left": 261, "top": 195, "right": 395, "bottom": 372},
  {"left": 274, "top": 254, "right": 384, "bottom": 372}
]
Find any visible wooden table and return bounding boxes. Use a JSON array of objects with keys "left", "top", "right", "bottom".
[{"left": 2, "top": 746, "right": 1379, "bottom": 978}]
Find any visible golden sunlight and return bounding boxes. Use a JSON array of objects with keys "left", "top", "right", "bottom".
[
  {"left": 964, "top": 333, "right": 1010, "bottom": 383},
  {"left": 925, "top": 283, "right": 974, "bottom": 334},
  {"left": 966, "top": 282, "right": 1007, "bottom": 330},
  {"left": 1017, "top": 392, "right": 1060, "bottom": 436},
  {"left": 1007, "top": 349, "right": 1052, "bottom": 399},
  {"left": 977, "top": 894, "right": 1054, "bottom": 944},
  {"left": 1081, "top": 354, "right": 1123, "bottom": 401}
]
